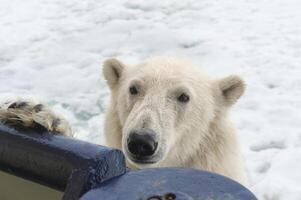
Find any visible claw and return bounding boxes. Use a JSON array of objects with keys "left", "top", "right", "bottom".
[
  {"left": 33, "top": 104, "right": 44, "bottom": 112},
  {"left": 8, "top": 101, "right": 29, "bottom": 109},
  {"left": 8, "top": 102, "right": 17, "bottom": 109},
  {"left": 52, "top": 118, "right": 61, "bottom": 129},
  {"left": 17, "top": 101, "right": 29, "bottom": 108}
]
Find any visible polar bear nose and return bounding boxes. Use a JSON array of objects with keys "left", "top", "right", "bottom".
[{"left": 127, "top": 131, "right": 158, "bottom": 158}]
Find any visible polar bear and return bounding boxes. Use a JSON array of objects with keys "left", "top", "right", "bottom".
[
  {"left": 102, "top": 57, "right": 247, "bottom": 184},
  {"left": 0, "top": 56, "right": 247, "bottom": 185}
]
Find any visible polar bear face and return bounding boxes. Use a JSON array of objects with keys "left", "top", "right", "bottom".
[{"left": 103, "top": 57, "right": 245, "bottom": 169}]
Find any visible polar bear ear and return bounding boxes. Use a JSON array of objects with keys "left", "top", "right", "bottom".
[
  {"left": 218, "top": 75, "right": 246, "bottom": 107},
  {"left": 103, "top": 58, "right": 125, "bottom": 89}
]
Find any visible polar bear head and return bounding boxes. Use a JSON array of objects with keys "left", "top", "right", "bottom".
[{"left": 103, "top": 57, "right": 245, "bottom": 169}]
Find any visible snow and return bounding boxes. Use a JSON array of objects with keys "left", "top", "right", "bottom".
[{"left": 1, "top": 0, "right": 301, "bottom": 199}]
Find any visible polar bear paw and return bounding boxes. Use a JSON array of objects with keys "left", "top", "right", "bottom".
[{"left": 0, "top": 99, "right": 73, "bottom": 136}]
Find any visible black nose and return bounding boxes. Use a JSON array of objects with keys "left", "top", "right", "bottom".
[{"left": 127, "top": 131, "right": 157, "bottom": 158}]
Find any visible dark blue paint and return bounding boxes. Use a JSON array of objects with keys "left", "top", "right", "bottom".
[
  {"left": 0, "top": 123, "right": 257, "bottom": 200},
  {"left": 0, "top": 124, "right": 126, "bottom": 200},
  {"left": 81, "top": 168, "right": 257, "bottom": 200}
]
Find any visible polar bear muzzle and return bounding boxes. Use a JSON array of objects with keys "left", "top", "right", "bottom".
[{"left": 126, "top": 130, "right": 159, "bottom": 164}]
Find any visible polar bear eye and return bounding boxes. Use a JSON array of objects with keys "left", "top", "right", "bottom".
[
  {"left": 177, "top": 93, "right": 190, "bottom": 103},
  {"left": 129, "top": 86, "right": 139, "bottom": 95}
]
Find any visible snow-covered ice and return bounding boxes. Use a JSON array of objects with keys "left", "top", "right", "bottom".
[{"left": 1, "top": 0, "right": 301, "bottom": 199}]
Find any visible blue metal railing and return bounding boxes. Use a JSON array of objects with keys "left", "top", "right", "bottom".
[{"left": 0, "top": 124, "right": 257, "bottom": 200}]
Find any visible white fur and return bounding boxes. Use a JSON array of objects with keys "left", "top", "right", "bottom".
[
  {"left": 0, "top": 99, "right": 73, "bottom": 136},
  {"left": 0, "top": 56, "right": 247, "bottom": 186},
  {"left": 103, "top": 56, "right": 247, "bottom": 185}
]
